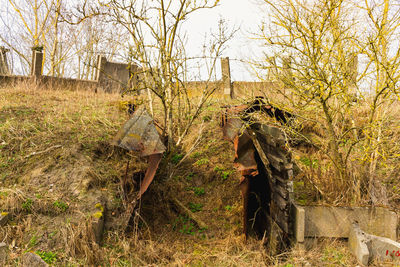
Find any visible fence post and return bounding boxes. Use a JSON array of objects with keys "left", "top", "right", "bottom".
[
  {"left": 0, "top": 47, "right": 10, "bottom": 75},
  {"left": 31, "top": 47, "right": 44, "bottom": 77},
  {"left": 95, "top": 55, "right": 107, "bottom": 93},
  {"left": 221, "top": 57, "right": 233, "bottom": 99}
]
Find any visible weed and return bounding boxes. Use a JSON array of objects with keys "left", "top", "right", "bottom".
[
  {"left": 221, "top": 170, "right": 233, "bottom": 180},
  {"left": 171, "top": 153, "right": 183, "bottom": 164},
  {"left": 172, "top": 216, "right": 196, "bottom": 235},
  {"left": 53, "top": 200, "right": 69, "bottom": 212},
  {"left": 300, "top": 156, "right": 319, "bottom": 168},
  {"left": 34, "top": 193, "right": 42, "bottom": 199},
  {"left": 22, "top": 198, "right": 33, "bottom": 213},
  {"left": 35, "top": 250, "right": 57, "bottom": 264},
  {"left": 322, "top": 247, "right": 347, "bottom": 265},
  {"left": 224, "top": 205, "right": 232, "bottom": 211},
  {"left": 214, "top": 165, "right": 224, "bottom": 172},
  {"left": 191, "top": 152, "right": 201, "bottom": 158},
  {"left": 186, "top": 172, "right": 194, "bottom": 181},
  {"left": 49, "top": 231, "right": 57, "bottom": 238},
  {"left": 180, "top": 222, "right": 196, "bottom": 235},
  {"left": 202, "top": 115, "right": 211, "bottom": 122},
  {"left": 192, "top": 187, "right": 205, "bottom": 196},
  {"left": 214, "top": 165, "right": 234, "bottom": 180},
  {"left": 194, "top": 158, "right": 209, "bottom": 166},
  {"left": 28, "top": 234, "right": 38, "bottom": 248},
  {"left": 188, "top": 202, "right": 203, "bottom": 213}
]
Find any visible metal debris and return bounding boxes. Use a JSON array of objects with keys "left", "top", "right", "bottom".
[
  {"left": 221, "top": 98, "right": 297, "bottom": 248},
  {"left": 112, "top": 107, "right": 165, "bottom": 199}
]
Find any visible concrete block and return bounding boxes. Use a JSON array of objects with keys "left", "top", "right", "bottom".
[
  {"left": 348, "top": 223, "right": 400, "bottom": 266},
  {"left": 292, "top": 204, "right": 305, "bottom": 242},
  {"left": 303, "top": 206, "right": 397, "bottom": 239},
  {"left": 22, "top": 252, "right": 48, "bottom": 267},
  {"left": 349, "top": 223, "right": 370, "bottom": 266},
  {"left": 369, "top": 234, "right": 400, "bottom": 263}
]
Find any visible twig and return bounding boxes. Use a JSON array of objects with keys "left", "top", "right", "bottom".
[
  {"left": 24, "top": 145, "right": 62, "bottom": 158},
  {"left": 170, "top": 196, "right": 207, "bottom": 229}
]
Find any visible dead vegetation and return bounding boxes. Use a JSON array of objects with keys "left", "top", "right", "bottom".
[{"left": 0, "top": 82, "right": 398, "bottom": 265}]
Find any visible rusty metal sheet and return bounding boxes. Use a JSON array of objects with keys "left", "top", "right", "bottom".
[
  {"left": 137, "top": 153, "right": 162, "bottom": 199},
  {"left": 112, "top": 107, "right": 166, "bottom": 157},
  {"left": 222, "top": 118, "right": 244, "bottom": 141},
  {"left": 234, "top": 133, "right": 258, "bottom": 177},
  {"left": 112, "top": 106, "right": 166, "bottom": 200}
]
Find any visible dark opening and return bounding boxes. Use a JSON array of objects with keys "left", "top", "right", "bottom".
[{"left": 246, "top": 151, "right": 272, "bottom": 238}]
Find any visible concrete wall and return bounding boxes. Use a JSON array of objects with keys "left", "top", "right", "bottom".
[
  {"left": 0, "top": 49, "right": 311, "bottom": 100},
  {"left": 0, "top": 75, "right": 30, "bottom": 86},
  {"left": 0, "top": 50, "right": 129, "bottom": 92},
  {"left": 292, "top": 204, "right": 398, "bottom": 243},
  {"left": 95, "top": 55, "right": 139, "bottom": 94}
]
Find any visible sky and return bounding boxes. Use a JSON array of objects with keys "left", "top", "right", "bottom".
[
  {"left": 0, "top": 0, "right": 268, "bottom": 80},
  {"left": 183, "top": 0, "right": 267, "bottom": 81}
]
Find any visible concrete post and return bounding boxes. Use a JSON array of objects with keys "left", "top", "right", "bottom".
[
  {"left": 30, "top": 48, "right": 44, "bottom": 77},
  {"left": 0, "top": 47, "right": 10, "bottom": 75},
  {"left": 30, "top": 47, "right": 44, "bottom": 76},
  {"left": 221, "top": 57, "right": 233, "bottom": 98},
  {"left": 95, "top": 55, "right": 107, "bottom": 93}
]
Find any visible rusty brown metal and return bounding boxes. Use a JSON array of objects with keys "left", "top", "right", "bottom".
[
  {"left": 221, "top": 99, "right": 296, "bottom": 243},
  {"left": 112, "top": 107, "right": 166, "bottom": 200},
  {"left": 136, "top": 153, "right": 162, "bottom": 199}
]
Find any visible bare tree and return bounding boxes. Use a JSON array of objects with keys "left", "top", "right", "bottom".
[
  {"left": 92, "top": 0, "right": 235, "bottom": 149},
  {"left": 256, "top": 0, "right": 400, "bottom": 203}
]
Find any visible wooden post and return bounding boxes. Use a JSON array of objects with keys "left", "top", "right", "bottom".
[{"left": 221, "top": 57, "right": 233, "bottom": 99}]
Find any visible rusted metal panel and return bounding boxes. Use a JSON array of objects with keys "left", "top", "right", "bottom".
[
  {"left": 112, "top": 107, "right": 166, "bottom": 200},
  {"left": 136, "top": 153, "right": 162, "bottom": 199},
  {"left": 112, "top": 107, "right": 166, "bottom": 157}
]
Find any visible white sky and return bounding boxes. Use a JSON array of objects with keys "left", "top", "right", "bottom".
[{"left": 183, "top": 0, "right": 266, "bottom": 81}]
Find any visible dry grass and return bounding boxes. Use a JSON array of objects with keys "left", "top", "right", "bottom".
[{"left": 0, "top": 81, "right": 381, "bottom": 265}]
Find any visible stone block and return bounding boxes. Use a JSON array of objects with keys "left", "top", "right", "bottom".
[
  {"left": 348, "top": 223, "right": 400, "bottom": 266},
  {"left": 22, "top": 252, "right": 48, "bottom": 267},
  {"left": 291, "top": 204, "right": 305, "bottom": 242},
  {"left": 369, "top": 234, "right": 400, "bottom": 263},
  {"left": 303, "top": 206, "right": 397, "bottom": 239},
  {"left": 349, "top": 223, "right": 369, "bottom": 266}
]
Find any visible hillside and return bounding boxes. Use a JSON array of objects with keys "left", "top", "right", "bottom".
[{"left": 0, "top": 83, "right": 391, "bottom": 266}]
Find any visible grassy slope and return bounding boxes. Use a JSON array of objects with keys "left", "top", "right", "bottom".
[{"left": 0, "top": 83, "right": 387, "bottom": 266}]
